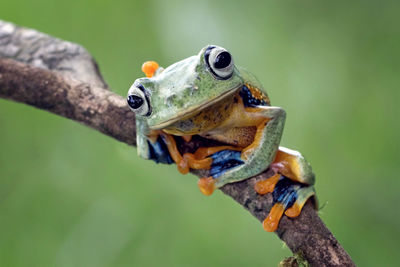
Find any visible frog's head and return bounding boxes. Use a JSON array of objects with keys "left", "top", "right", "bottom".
[{"left": 127, "top": 45, "right": 243, "bottom": 129}]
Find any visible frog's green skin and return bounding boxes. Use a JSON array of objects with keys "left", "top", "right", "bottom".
[{"left": 127, "top": 45, "right": 316, "bottom": 232}]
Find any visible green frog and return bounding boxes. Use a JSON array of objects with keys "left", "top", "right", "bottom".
[{"left": 127, "top": 45, "right": 316, "bottom": 232}]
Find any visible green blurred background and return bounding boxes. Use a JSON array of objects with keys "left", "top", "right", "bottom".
[{"left": 1, "top": 0, "right": 399, "bottom": 266}]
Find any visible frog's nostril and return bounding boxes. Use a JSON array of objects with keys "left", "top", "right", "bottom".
[{"left": 127, "top": 95, "right": 144, "bottom": 109}]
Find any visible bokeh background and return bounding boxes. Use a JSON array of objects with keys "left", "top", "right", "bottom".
[{"left": 1, "top": 0, "right": 399, "bottom": 266}]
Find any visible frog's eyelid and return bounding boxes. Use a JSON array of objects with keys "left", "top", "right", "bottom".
[
  {"left": 204, "top": 46, "right": 217, "bottom": 77},
  {"left": 135, "top": 83, "right": 146, "bottom": 93},
  {"left": 137, "top": 84, "right": 152, "bottom": 116}
]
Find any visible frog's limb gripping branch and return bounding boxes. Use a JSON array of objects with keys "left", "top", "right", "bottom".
[{"left": 0, "top": 20, "right": 355, "bottom": 267}]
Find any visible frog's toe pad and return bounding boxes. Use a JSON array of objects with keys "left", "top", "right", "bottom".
[
  {"left": 148, "top": 137, "right": 173, "bottom": 164},
  {"left": 254, "top": 173, "right": 281, "bottom": 195},
  {"left": 209, "top": 150, "right": 244, "bottom": 178},
  {"left": 284, "top": 186, "right": 316, "bottom": 218},
  {"left": 263, "top": 203, "right": 285, "bottom": 232},
  {"left": 198, "top": 177, "right": 216, "bottom": 196},
  {"left": 262, "top": 176, "right": 315, "bottom": 232}
]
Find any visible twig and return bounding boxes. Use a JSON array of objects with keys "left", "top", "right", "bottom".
[{"left": 0, "top": 20, "right": 355, "bottom": 266}]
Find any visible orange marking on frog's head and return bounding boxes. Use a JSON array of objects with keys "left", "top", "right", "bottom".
[{"left": 142, "top": 61, "right": 159, "bottom": 78}]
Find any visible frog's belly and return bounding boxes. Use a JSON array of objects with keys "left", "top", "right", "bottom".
[
  {"left": 200, "top": 126, "right": 256, "bottom": 147},
  {"left": 163, "top": 93, "right": 267, "bottom": 147}
]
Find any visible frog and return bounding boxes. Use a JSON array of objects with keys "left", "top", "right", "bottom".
[{"left": 127, "top": 45, "right": 316, "bottom": 232}]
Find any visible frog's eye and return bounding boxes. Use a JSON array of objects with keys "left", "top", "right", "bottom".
[
  {"left": 205, "top": 46, "right": 234, "bottom": 80},
  {"left": 127, "top": 83, "right": 151, "bottom": 116}
]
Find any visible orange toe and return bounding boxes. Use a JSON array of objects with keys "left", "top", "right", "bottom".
[
  {"left": 177, "top": 160, "right": 189, "bottom": 174},
  {"left": 183, "top": 153, "right": 213, "bottom": 170},
  {"left": 198, "top": 177, "right": 216, "bottom": 196},
  {"left": 254, "top": 173, "right": 281, "bottom": 195},
  {"left": 263, "top": 203, "right": 285, "bottom": 232},
  {"left": 285, "top": 203, "right": 302, "bottom": 218}
]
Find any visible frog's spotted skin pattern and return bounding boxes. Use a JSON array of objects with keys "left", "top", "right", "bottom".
[
  {"left": 240, "top": 84, "right": 270, "bottom": 108},
  {"left": 128, "top": 45, "right": 317, "bottom": 233}
]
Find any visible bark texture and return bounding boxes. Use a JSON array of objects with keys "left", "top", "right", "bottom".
[{"left": 0, "top": 20, "right": 355, "bottom": 267}]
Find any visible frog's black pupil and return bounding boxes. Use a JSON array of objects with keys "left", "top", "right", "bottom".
[
  {"left": 127, "top": 95, "right": 144, "bottom": 109},
  {"left": 214, "top": 51, "right": 231, "bottom": 69}
]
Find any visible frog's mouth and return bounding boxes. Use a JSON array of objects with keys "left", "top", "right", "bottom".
[{"left": 150, "top": 86, "right": 239, "bottom": 130}]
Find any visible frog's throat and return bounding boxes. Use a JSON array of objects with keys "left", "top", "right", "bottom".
[{"left": 149, "top": 86, "right": 240, "bottom": 130}]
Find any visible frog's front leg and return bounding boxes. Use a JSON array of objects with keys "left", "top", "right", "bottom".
[
  {"left": 195, "top": 105, "right": 284, "bottom": 195},
  {"left": 210, "top": 105, "right": 286, "bottom": 187}
]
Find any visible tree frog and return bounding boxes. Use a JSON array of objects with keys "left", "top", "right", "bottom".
[{"left": 127, "top": 45, "right": 316, "bottom": 232}]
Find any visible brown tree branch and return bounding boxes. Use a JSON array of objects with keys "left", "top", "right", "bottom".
[{"left": 0, "top": 20, "right": 355, "bottom": 266}]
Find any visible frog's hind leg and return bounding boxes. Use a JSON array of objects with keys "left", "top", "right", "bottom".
[
  {"left": 254, "top": 147, "right": 316, "bottom": 232},
  {"left": 272, "top": 146, "right": 315, "bottom": 184},
  {"left": 262, "top": 175, "right": 316, "bottom": 232},
  {"left": 255, "top": 147, "right": 315, "bottom": 194}
]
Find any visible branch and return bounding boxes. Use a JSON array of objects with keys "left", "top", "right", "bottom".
[{"left": 0, "top": 20, "right": 355, "bottom": 266}]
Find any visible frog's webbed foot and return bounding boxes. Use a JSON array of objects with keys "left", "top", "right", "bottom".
[
  {"left": 254, "top": 147, "right": 316, "bottom": 232},
  {"left": 255, "top": 147, "right": 315, "bottom": 197},
  {"left": 258, "top": 175, "right": 316, "bottom": 232}
]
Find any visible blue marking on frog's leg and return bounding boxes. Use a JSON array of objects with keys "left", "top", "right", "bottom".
[
  {"left": 272, "top": 175, "right": 316, "bottom": 210},
  {"left": 209, "top": 150, "right": 244, "bottom": 179},
  {"left": 147, "top": 136, "right": 174, "bottom": 164},
  {"left": 272, "top": 176, "right": 300, "bottom": 209}
]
